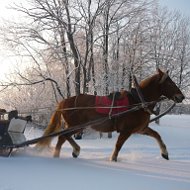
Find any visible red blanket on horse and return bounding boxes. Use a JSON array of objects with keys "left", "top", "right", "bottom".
[{"left": 95, "top": 95, "right": 129, "bottom": 115}]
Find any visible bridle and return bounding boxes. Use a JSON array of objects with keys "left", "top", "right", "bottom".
[{"left": 133, "top": 75, "right": 155, "bottom": 115}]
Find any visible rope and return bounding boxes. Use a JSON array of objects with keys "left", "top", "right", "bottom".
[
  {"left": 17, "top": 97, "right": 168, "bottom": 115},
  {"left": 55, "top": 98, "right": 167, "bottom": 112}
]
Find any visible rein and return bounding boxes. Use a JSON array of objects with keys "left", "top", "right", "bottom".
[
  {"left": 149, "top": 102, "right": 176, "bottom": 123},
  {"left": 56, "top": 100, "right": 164, "bottom": 112},
  {"left": 57, "top": 97, "right": 169, "bottom": 116}
]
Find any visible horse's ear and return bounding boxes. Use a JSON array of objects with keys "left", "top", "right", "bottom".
[
  {"left": 157, "top": 68, "right": 163, "bottom": 76},
  {"left": 158, "top": 69, "right": 168, "bottom": 84}
]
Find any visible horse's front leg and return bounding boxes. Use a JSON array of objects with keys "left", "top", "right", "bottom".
[
  {"left": 110, "top": 133, "right": 131, "bottom": 162},
  {"left": 141, "top": 127, "right": 169, "bottom": 160}
]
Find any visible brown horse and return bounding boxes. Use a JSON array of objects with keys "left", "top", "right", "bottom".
[{"left": 37, "top": 69, "right": 184, "bottom": 161}]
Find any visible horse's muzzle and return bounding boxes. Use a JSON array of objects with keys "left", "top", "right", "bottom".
[{"left": 173, "top": 94, "right": 185, "bottom": 103}]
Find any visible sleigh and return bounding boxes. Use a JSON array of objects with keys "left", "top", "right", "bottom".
[{"left": 0, "top": 111, "right": 28, "bottom": 156}]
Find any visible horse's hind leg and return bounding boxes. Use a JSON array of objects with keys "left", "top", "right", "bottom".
[
  {"left": 142, "top": 127, "right": 169, "bottom": 160},
  {"left": 54, "top": 135, "right": 66, "bottom": 157},
  {"left": 65, "top": 136, "right": 80, "bottom": 158},
  {"left": 111, "top": 133, "right": 131, "bottom": 162}
]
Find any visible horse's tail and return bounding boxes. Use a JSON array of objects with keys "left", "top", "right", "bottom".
[{"left": 36, "top": 101, "right": 64, "bottom": 148}]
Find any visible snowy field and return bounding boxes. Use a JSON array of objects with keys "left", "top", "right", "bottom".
[{"left": 0, "top": 115, "right": 190, "bottom": 190}]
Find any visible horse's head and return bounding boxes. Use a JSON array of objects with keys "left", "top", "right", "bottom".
[{"left": 158, "top": 69, "right": 185, "bottom": 103}]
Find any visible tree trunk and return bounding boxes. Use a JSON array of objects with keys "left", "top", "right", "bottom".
[
  {"left": 65, "top": 2, "right": 81, "bottom": 95},
  {"left": 60, "top": 28, "right": 71, "bottom": 97}
]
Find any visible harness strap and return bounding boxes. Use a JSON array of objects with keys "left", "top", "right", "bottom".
[
  {"left": 133, "top": 75, "right": 154, "bottom": 115},
  {"left": 109, "top": 92, "right": 116, "bottom": 119}
]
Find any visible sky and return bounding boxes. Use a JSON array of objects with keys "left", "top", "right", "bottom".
[
  {"left": 160, "top": 0, "right": 190, "bottom": 17},
  {"left": 0, "top": 0, "right": 20, "bottom": 80},
  {"left": 0, "top": 0, "right": 189, "bottom": 80}
]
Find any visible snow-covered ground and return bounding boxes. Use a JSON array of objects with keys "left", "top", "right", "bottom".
[{"left": 0, "top": 115, "right": 190, "bottom": 190}]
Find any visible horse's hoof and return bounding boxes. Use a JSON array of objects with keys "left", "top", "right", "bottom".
[
  {"left": 162, "top": 153, "right": 169, "bottom": 160},
  {"left": 110, "top": 157, "right": 117, "bottom": 162},
  {"left": 72, "top": 148, "right": 80, "bottom": 158},
  {"left": 72, "top": 152, "right": 78, "bottom": 158},
  {"left": 53, "top": 150, "right": 60, "bottom": 158},
  {"left": 53, "top": 154, "right": 59, "bottom": 158}
]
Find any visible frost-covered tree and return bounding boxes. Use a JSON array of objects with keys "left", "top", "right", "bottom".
[{"left": 0, "top": 0, "right": 190, "bottom": 116}]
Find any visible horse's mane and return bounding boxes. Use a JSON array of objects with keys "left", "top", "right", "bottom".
[{"left": 139, "top": 73, "right": 159, "bottom": 88}]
